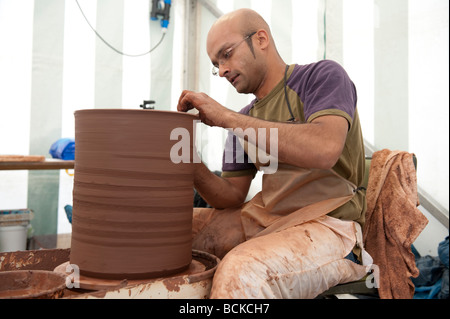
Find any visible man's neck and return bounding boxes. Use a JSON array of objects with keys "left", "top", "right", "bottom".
[{"left": 254, "top": 61, "right": 287, "bottom": 100}]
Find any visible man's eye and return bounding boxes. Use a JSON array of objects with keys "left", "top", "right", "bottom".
[{"left": 224, "top": 50, "right": 232, "bottom": 58}]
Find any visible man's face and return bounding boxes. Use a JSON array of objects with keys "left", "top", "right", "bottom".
[{"left": 207, "top": 25, "right": 260, "bottom": 94}]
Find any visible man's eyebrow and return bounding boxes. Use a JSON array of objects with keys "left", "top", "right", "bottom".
[
  {"left": 215, "top": 42, "right": 232, "bottom": 60},
  {"left": 211, "top": 46, "right": 226, "bottom": 66}
]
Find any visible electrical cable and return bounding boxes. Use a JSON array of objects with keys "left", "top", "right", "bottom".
[{"left": 75, "top": 0, "right": 165, "bottom": 57}]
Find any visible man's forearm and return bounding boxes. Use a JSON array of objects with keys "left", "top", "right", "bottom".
[
  {"left": 193, "top": 162, "right": 249, "bottom": 209},
  {"left": 223, "top": 111, "right": 348, "bottom": 170}
]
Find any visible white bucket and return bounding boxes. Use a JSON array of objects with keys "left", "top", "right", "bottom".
[{"left": 0, "top": 225, "right": 28, "bottom": 253}]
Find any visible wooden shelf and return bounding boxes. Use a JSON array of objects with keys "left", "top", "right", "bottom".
[{"left": 0, "top": 159, "right": 74, "bottom": 170}]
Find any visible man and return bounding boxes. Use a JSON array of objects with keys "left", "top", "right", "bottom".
[{"left": 177, "top": 8, "right": 372, "bottom": 298}]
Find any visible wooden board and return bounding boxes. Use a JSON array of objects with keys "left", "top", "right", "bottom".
[
  {"left": 0, "top": 155, "right": 45, "bottom": 162},
  {"left": 0, "top": 158, "right": 74, "bottom": 170}
]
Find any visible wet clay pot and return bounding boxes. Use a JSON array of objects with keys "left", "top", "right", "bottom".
[
  {"left": 70, "top": 109, "right": 197, "bottom": 279},
  {"left": 0, "top": 270, "right": 66, "bottom": 299}
]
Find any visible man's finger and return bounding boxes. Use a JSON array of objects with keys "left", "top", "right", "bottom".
[
  {"left": 177, "top": 91, "right": 193, "bottom": 112},
  {"left": 177, "top": 90, "right": 190, "bottom": 106}
]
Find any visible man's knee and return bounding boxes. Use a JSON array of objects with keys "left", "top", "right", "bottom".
[
  {"left": 210, "top": 247, "right": 265, "bottom": 298},
  {"left": 192, "top": 207, "right": 246, "bottom": 259}
]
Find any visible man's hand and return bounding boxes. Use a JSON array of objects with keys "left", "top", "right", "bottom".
[{"left": 177, "top": 90, "right": 231, "bottom": 127}]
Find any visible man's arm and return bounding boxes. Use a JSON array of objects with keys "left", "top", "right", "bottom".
[
  {"left": 178, "top": 90, "right": 348, "bottom": 170},
  {"left": 193, "top": 161, "right": 252, "bottom": 209}
]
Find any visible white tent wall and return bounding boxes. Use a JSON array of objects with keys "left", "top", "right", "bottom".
[
  {"left": 0, "top": 1, "right": 34, "bottom": 212},
  {"left": 0, "top": 0, "right": 180, "bottom": 235},
  {"left": 0, "top": 1, "right": 448, "bottom": 252}
]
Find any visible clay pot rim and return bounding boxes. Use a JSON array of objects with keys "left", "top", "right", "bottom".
[{"left": 74, "top": 108, "right": 198, "bottom": 119}]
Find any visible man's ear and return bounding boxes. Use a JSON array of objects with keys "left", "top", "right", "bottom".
[{"left": 255, "top": 29, "right": 270, "bottom": 50}]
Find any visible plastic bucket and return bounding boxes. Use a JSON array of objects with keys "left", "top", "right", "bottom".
[{"left": 0, "top": 225, "right": 27, "bottom": 253}]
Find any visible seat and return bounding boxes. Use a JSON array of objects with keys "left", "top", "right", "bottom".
[{"left": 318, "top": 154, "right": 418, "bottom": 298}]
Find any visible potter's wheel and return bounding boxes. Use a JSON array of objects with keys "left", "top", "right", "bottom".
[{"left": 54, "top": 257, "right": 205, "bottom": 291}]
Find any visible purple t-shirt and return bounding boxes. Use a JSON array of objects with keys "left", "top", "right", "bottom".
[{"left": 222, "top": 60, "right": 357, "bottom": 176}]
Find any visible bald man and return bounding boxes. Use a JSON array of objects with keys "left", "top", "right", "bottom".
[{"left": 178, "top": 8, "right": 372, "bottom": 299}]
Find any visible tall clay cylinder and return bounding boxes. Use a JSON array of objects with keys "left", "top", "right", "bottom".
[{"left": 70, "top": 109, "right": 196, "bottom": 279}]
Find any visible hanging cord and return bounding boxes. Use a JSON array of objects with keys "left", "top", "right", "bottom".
[
  {"left": 284, "top": 64, "right": 296, "bottom": 122},
  {"left": 75, "top": 0, "right": 166, "bottom": 57},
  {"left": 65, "top": 169, "right": 74, "bottom": 177}
]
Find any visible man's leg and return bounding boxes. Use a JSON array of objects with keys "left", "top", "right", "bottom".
[
  {"left": 192, "top": 207, "right": 246, "bottom": 259},
  {"left": 210, "top": 217, "right": 369, "bottom": 298}
]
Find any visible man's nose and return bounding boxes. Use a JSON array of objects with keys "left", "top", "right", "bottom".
[{"left": 219, "top": 64, "right": 230, "bottom": 78}]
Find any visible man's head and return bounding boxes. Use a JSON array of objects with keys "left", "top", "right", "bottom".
[{"left": 207, "top": 8, "right": 283, "bottom": 97}]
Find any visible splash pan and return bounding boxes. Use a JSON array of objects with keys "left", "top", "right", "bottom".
[{"left": 0, "top": 270, "right": 66, "bottom": 299}]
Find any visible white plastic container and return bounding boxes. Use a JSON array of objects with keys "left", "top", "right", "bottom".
[
  {"left": 0, "top": 209, "right": 33, "bottom": 253},
  {"left": 0, "top": 225, "right": 28, "bottom": 252}
]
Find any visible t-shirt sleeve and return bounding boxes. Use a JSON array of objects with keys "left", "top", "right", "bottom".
[{"left": 298, "top": 60, "right": 357, "bottom": 126}]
